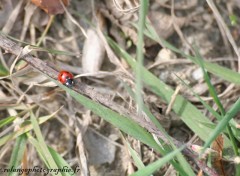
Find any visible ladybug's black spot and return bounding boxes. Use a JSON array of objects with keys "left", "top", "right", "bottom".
[{"left": 65, "top": 78, "right": 74, "bottom": 87}]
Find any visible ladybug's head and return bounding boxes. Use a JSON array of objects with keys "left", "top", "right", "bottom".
[{"left": 65, "top": 78, "right": 74, "bottom": 87}]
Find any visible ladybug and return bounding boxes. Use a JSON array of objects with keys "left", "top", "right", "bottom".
[{"left": 58, "top": 70, "right": 74, "bottom": 87}]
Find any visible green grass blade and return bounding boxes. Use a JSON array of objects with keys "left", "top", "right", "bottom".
[
  {"left": 8, "top": 134, "right": 27, "bottom": 176},
  {"left": 0, "top": 113, "right": 56, "bottom": 146},
  {"left": 0, "top": 63, "right": 8, "bottom": 76},
  {"left": 193, "top": 46, "right": 239, "bottom": 155},
  {"left": 0, "top": 116, "right": 16, "bottom": 128},
  {"left": 108, "top": 38, "right": 218, "bottom": 143},
  {"left": 0, "top": 105, "right": 37, "bottom": 129},
  {"left": 174, "top": 74, "right": 222, "bottom": 120},
  {"left": 193, "top": 46, "right": 225, "bottom": 115},
  {"left": 48, "top": 146, "right": 76, "bottom": 176},
  {"left": 175, "top": 74, "right": 240, "bottom": 144},
  {"left": 202, "top": 98, "right": 240, "bottom": 153},
  {"left": 144, "top": 20, "right": 240, "bottom": 85},
  {"left": 122, "top": 81, "right": 195, "bottom": 175},
  {"left": 130, "top": 146, "right": 185, "bottom": 176},
  {"left": 122, "top": 81, "right": 167, "bottom": 133},
  {"left": 27, "top": 134, "right": 49, "bottom": 167},
  {"left": 126, "top": 142, "right": 145, "bottom": 169},
  {"left": 30, "top": 111, "right": 62, "bottom": 176},
  {"left": 135, "top": 0, "right": 149, "bottom": 111},
  {"left": 53, "top": 82, "right": 188, "bottom": 175},
  {"left": 28, "top": 135, "right": 76, "bottom": 176},
  {"left": 59, "top": 85, "right": 161, "bottom": 151}
]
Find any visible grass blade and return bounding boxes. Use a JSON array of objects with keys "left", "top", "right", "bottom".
[
  {"left": 30, "top": 111, "right": 62, "bottom": 176},
  {"left": 27, "top": 134, "right": 49, "bottom": 167},
  {"left": 130, "top": 146, "right": 185, "bottom": 176},
  {"left": 0, "top": 116, "right": 16, "bottom": 128},
  {"left": 0, "top": 63, "right": 8, "bottom": 76},
  {"left": 193, "top": 46, "right": 239, "bottom": 156},
  {"left": 135, "top": 0, "right": 149, "bottom": 111},
  {"left": 55, "top": 82, "right": 188, "bottom": 175},
  {"left": 108, "top": 38, "right": 220, "bottom": 143},
  {"left": 144, "top": 20, "right": 240, "bottom": 85},
  {"left": 193, "top": 46, "right": 225, "bottom": 115},
  {"left": 0, "top": 110, "right": 58, "bottom": 146},
  {"left": 203, "top": 98, "right": 240, "bottom": 152},
  {"left": 122, "top": 81, "right": 195, "bottom": 175},
  {"left": 8, "top": 134, "right": 27, "bottom": 176},
  {"left": 126, "top": 142, "right": 145, "bottom": 169},
  {"left": 28, "top": 134, "right": 76, "bottom": 176},
  {"left": 48, "top": 146, "right": 76, "bottom": 176}
]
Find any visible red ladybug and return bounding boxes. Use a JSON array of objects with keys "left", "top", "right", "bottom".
[{"left": 58, "top": 70, "right": 74, "bottom": 87}]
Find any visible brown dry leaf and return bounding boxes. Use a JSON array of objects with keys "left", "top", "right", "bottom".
[
  {"left": 82, "top": 11, "right": 106, "bottom": 73},
  {"left": 82, "top": 28, "right": 105, "bottom": 74},
  {"left": 211, "top": 134, "right": 225, "bottom": 176},
  {"left": 31, "top": 0, "right": 69, "bottom": 15}
]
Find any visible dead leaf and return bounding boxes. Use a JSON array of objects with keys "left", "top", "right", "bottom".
[
  {"left": 31, "top": 0, "right": 69, "bottom": 15},
  {"left": 82, "top": 29, "right": 105, "bottom": 74},
  {"left": 211, "top": 134, "right": 225, "bottom": 176}
]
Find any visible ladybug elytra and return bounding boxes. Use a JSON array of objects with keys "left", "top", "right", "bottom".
[{"left": 58, "top": 70, "right": 74, "bottom": 87}]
